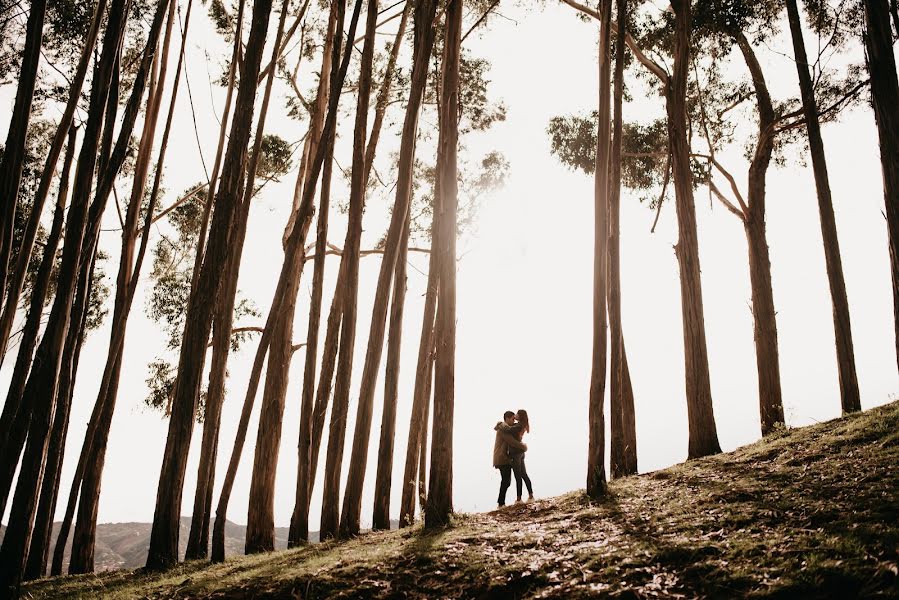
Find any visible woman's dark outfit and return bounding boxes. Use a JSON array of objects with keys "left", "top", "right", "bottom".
[{"left": 507, "top": 424, "right": 533, "bottom": 499}]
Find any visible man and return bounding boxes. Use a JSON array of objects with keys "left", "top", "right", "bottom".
[{"left": 493, "top": 411, "right": 527, "bottom": 508}]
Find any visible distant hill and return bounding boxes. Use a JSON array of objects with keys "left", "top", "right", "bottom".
[
  {"left": 1, "top": 518, "right": 321, "bottom": 573},
  {"left": 23, "top": 401, "right": 899, "bottom": 598}
]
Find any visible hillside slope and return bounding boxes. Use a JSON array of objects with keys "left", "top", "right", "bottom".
[{"left": 24, "top": 401, "right": 899, "bottom": 599}]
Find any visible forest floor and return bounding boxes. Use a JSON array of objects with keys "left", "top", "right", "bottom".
[{"left": 23, "top": 400, "right": 899, "bottom": 599}]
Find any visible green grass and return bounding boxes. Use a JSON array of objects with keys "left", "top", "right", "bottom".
[{"left": 24, "top": 401, "right": 899, "bottom": 599}]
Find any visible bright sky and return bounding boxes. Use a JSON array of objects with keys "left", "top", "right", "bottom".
[{"left": 1, "top": 1, "right": 897, "bottom": 542}]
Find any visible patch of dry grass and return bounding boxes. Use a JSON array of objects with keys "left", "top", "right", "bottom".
[{"left": 23, "top": 401, "right": 899, "bottom": 599}]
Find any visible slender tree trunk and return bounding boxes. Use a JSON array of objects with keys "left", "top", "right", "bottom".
[
  {"left": 338, "top": 0, "right": 438, "bottom": 539},
  {"left": 242, "top": 0, "right": 313, "bottom": 556},
  {"left": 22, "top": 163, "right": 86, "bottom": 582},
  {"left": 0, "top": 0, "right": 131, "bottom": 587},
  {"left": 146, "top": 0, "right": 275, "bottom": 568},
  {"left": 321, "top": 0, "right": 380, "bottom": 541},
  {"left": 587, "top": 0, "right": 612, "bottom": 498},
  {"left": 667, "top": 0, "right": 721, "bottom": 459},
  {"left": 608, "top": 0, "right": 637, "bottom": 479},
  {"left": 69, "top": 0, "right": 177, "bottom": 575},
  {"left": 399, "top": 235, "right": 438, "bottom": 526},
  {"left": 372, "top": 213, "right": 410, "bottom": 530},
  {"left": 785, "top": 0, "right": 861, "bottom": 413},
  {"left": 425, "top": 0, "right": 461, "bottom": 529},
  {"left": 417, "top": 375, "right": 431, "bottom": 513},
  {"left": 211, "top": 0, "right": 365, "bottom": 561},
  {"left": 863, "top": 0, "right": 899, "bottom": 372},
  {"left": 289, "top": 0, "right": 338, "bottom": 545},
  {"left": 0, "top": 0, "right": 107, "bottom": 362},
  {"left": 734, "top": 34, "right": 784, "bottom": 435},
  {"left": 0, "top": 0, "right": 48, "bottom": 312},
  {"left": 0, "top": 127, "right": 76, "bottom": 517}
]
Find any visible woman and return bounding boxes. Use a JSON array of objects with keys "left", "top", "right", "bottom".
[{"left": 509, "top": 409, "right": 534, "bottom": 502}]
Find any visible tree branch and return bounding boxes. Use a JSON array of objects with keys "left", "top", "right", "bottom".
[{"left": 559, "top": 0, "right": 668, "bottom": 83}]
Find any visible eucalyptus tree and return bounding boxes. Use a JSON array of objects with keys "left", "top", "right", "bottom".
[
  {"left": 0, "top": 0, "right": 133, "bottom": 588},
  {"left": 585, "top": 0, "right": 613, "bottom": 499},
  {"left": 425, "top": 0, "right": 462, "bottom": 528},
  {"left": 66, "top": 0, "right": 184, "bottom": 573},
  {"left": 0, "top": 0, "right": 109, "bottom": 361},
  {"left": 0, "top": 0, "right": 48, "bottom": 309},
  {"left": 319, "top": 0, "right": 382, "bottom": 542},
  {"left": 785, "top": 0, "right": 860, "bottom": 414},
  {"left": 291, "top": 0, "right": 411, "bottom": 545},
  {"left": 146, "top": 0, "right": 279, "bottom": 568},
  {"left": 211, "top": 0, "right": 367, "bottom": 561},
  {"left": 336, "top": 0, "right": 441, "bottom": 538},
  {"left": 607, "top": 0, "right": 637, "bottom": 477},
  {"left": 862, "top": 0, "right": 899, "bottom": 371}
]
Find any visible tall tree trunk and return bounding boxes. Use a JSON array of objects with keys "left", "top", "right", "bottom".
[
  {"left": 0, "top": 0, "right": 108, "bottom": 361},
  {"left": 146, "top": 0, "right": 275, "bottom": 569},
  {"left": 321, "top": 0, "right": 380, "bottom": 541},
  {"left": 399, "top": 232, "right": 438, "bottom": 526},
  {"left": 289, "top": 0, "right": 338, "bottom": 546},
  {"left": 0, "top": 0, "right": 48, "bottom": 313},
  {"left": 179, "top": 0, "right": 241, "bottom": 561},
  {"left": 211, "top": 0, "right": 365, "bottom": 561},
  {"left": 0, "top": 0, "right": 131, "bottom": 588},
  {"left": 587, "top": 0, "right": 612, "bottom": 498},
  {"left": 0, "top": 127, "right": 76, "bottom": 520},
  {"left": 69, "top": 0, "right": 177, "bottom": 574},
  {"left": 21, "top": 141, "right": 83, "bottom": 581},
  {"left": 338, "top": 0, "right": 438, "bottom": 539},
  {"left": 242, "top": 0, "right": 313, "bottom": 556},
  {"left": 863, "top": 0, "right": 899, "bottom": 373},
  {"left": 667, "top": 0, "right": 721, "bottom": 458},
  {"left": 372, "top": 213, "right": 410, "bottom": 530},
  {"left": 608, "top": 0, "right": 637, "bottom": 479},
  {"left": 425, "top": 0, "right": 461, "bottom": 529},
  {"left": 784, "top": 0, "right": 860, "bottom": 414},
  {"left": 735, "top": 33, "right": 784, "bottom": 435}
]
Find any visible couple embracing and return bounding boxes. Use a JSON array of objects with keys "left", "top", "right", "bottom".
[{"left": 492, "top": 409, "right": 534, "bottom": 508}]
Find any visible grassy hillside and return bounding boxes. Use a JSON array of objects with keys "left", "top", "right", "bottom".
[{"left": 24, "top": 401, "right": 899, "bottom": 599}]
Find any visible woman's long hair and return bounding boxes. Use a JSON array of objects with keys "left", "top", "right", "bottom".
[{"left": 517, "top": 409, "right": 530, "bottom": 434}]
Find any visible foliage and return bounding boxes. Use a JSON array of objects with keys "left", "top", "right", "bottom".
[
  {"left": 22, "top": 401, "right": 899, "bottom": 598},
  {"left": 547, "top": 113, "right": 669, "bottom": 199}
]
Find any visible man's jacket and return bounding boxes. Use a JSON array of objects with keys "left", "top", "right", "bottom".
[{"left": 493, "top": 422, "right": 526, "bottom": 468}]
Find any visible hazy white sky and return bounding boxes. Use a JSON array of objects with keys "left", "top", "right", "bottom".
[{"left": 1, "top": 1, "right": 896, "bottom": 542}]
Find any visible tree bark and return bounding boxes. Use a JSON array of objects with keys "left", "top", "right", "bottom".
[
  {"left": 0, "top": 0, "right": 131, "bottom": 589},
  {"left": 0, "top": 0, "right": 48, "bottom": 316},
  {"left": 607, "top": 0, "right": 637, "bottom": 479},
  {"left": 587, "top": 0, "right": 612, "bottom": 498},
  {"left": 425, "top": 0, "right": 461, "bottom": 529},
  {"left": 863, "top": 0, "right": 899, "bottom": 373},
  {"left": 242, "top": 0, "right": 313, "bottom": 556},
  {"left": 68, "top": 0, "right": 177, "bottom": 574},
  {"left": 399, "top": 229, "right": 438, "bottom": 526},
  {"left": 321, "top": 0, "right": 380, "bottom": 541},
  {"left": 0, "top": 127, "right": 76, "bottom": 520},
  {"left": 372, "top": 213, "right": 410, "bottom": 530},
  {"left": 22, "top": 171, "right": 88, "bottom": 582},
  {"left": 0, "top": 0, "right": 107, "bottom": 362},
  {"left": 785, "top": 0, "right": 860, "bottom": 414},
  {"left": 146, "top": 0, "right": 275, "bottom": 568},
  {"left": 211, "top": 0, "right": 366, "bottom": 561},
  {"left": 734, "top": 33, "right": 785, "bottom": 435},
  {"left": 289, "top": 0, "right": 339, "bottom": 547},
  {"left": 338, "top": 0, "right": 438, "bottom": 539},
  {"left": 668, "top": 0, "right": 721, "bottom": 459}
]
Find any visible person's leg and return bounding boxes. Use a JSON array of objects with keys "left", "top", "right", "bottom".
[
  {"left": 520, "top": 456, "right": 534, "bottom": 498},
  {"left": 511, "top": 456, "right": 523, "bottom": 501},
  {"left": 497, "top": 465, "right": 511, "bottom": 506}
]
